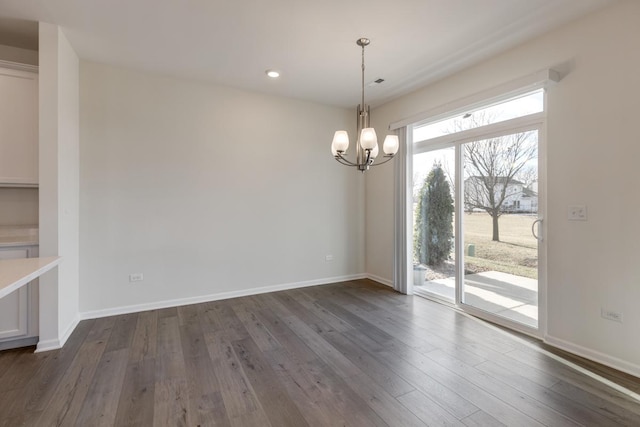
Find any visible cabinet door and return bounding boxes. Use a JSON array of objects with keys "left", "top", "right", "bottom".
[
  {"left": 0, "top": 248, "right": 29, "bottom": 339},
  {"left": 0, "top": 67, "right": 38, "bottom": 186}
]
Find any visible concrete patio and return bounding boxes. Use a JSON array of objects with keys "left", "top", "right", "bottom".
[{"left": 415, "top": 270, "right": 538, "bottom": 328}]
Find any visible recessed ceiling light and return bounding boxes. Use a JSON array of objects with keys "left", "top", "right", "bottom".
[{"left": 266, "top": 69, "right": 280, "bottom": 78}]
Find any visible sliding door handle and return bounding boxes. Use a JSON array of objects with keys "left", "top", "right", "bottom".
[{"left": 532, "top": 219, "right": 543, "bottom": 241}]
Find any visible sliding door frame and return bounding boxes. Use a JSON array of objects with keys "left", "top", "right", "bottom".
[{"left": 412, "top": 112, "right": 547, "bottom": 339}]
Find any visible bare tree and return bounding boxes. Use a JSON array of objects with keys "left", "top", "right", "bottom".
[
  {"left": 464, "top": 131, "right": 537, "bottom": 241},
  {"left": 516, "top": 165, "right": 537, "bottom": 189}
]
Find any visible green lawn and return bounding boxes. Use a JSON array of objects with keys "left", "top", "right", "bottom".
[{"left": 463, "top": 212, "right": 538, "bottom": 279}]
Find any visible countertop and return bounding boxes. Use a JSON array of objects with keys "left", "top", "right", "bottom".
[
  {"left": 0, "top": 225, "right": 38, "bottom": 247},
  {"left": 0, "top": 256, "right": 61, "bottom": 300}
]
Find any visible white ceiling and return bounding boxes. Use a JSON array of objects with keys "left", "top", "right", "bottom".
[{"left": 0, "top": 0, "right": 614, "bottom": 108}]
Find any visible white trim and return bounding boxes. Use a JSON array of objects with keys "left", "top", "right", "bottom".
[
  {"left": 462, "top": 303, "right": 541, "bottom": 340},
  {"left": 392, "top": 127, "right": 413, "bottom": 295},
  {"left": 35, "top": 338, "right": 61, "bottom": 352},
  {"left": 413, "top": 113, "right": 544, "bottom": 153},
  {"left": 455, "top": 141, "right": 463, "bottom": 305},
  {"left": 389, "top": 68, "right": 560, "bottom": 131},
  {"left": 59, "top": 314, "right": 81, "bottom": 348},
  {"left": 544, "top": 334, "right": 640, "bottom": 380},
  {"left": 367, "top": 273, "right": 393, "bottom": 288},
  {"left": 79, "top": 274, "right": 366, "bottom": 320},
  {"left": 537, "top": 119, "right": 548, "bottom": 339},
  {"left": 34, "top": 312, "right": 81, "bottom": 353},
  {"left": 414, "top": 287, "right": 456, "bottom": 306}
]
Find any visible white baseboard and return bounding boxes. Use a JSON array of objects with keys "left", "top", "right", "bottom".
[
  {"left": 80, "top": 273, "right": 367, "bottom": 321},
  {"left": 59, "top": 314, "right": 81, "bottom": 347},
  {"left": 544, "top": 334, "right": 640, "bottom": 379},
  {"left": 35, "top": 338, "right": 61, "bottom": 353},
  {"left": 366, "top": 273, "right": 393, "bottom": 288},
  {"left": 35, "top": 313, "right": 81, "bottom": 353}
]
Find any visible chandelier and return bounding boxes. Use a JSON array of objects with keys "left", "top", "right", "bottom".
[{"left": 331, "top": 38, "right": 399, "bottom": 172}]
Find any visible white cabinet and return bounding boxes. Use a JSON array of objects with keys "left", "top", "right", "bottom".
[
  {"left": 0, "top": 66, "right": 38, "bottom": 187},
  {"left": 0, "top": 246, "right": 39, "bottom": 349}
]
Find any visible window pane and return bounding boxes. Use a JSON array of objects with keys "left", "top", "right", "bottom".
[
  {"left": 414, "top": 89, "right": 543, "bottom": 143},
  {"left": 462, "top": 130, "right": 539, "bottom": 328},
  {"left": 412, "top": 147, "right": 456, "bottom": 302}
]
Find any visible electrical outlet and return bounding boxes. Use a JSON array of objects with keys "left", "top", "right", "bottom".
[
  {"left": 601, "top": 308, "right": 623, "bottom": 323},
  {"left": 325, "top": 254, "right": 334, "bottom": 262},
  {"left": 568, "top": 205, "right": 587, "bottom": 221},
  {"left": 129, "top": 273, "right": 144, "bottom": 282}
]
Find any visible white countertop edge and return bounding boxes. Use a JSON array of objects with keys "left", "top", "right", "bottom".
[{"left": 0, "top": 256, "right": 61, "bottom": 300}]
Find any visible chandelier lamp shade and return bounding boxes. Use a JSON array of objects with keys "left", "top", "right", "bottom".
[{"left": 331, "top": 38, "right": 399, "bottom": 172}]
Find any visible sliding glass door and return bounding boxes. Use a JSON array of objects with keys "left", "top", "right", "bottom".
[
  {"left": 412, "top": 146, "right": 456, "bottom": 303},
  {"left": 461, "top": 130, "right": 540, "bottom": 329},
  {"left": 411, "top": 90, "right": 545, "bottom": 335}
]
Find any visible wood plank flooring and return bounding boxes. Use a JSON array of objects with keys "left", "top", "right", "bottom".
[{"left": 1, "top": 279, "right": 639, "bottom": 426}]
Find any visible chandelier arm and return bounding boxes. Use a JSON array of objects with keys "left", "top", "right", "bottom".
[
  {"left": 368, "top": 155, "right": 396, "bottom": 167},
  {"left": 334, "top": 156, "right": 358, "bottom": 166}
]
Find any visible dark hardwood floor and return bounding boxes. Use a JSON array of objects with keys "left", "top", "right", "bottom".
[{"left": 1, "top": 279, "right": 639, "bottom": 426}]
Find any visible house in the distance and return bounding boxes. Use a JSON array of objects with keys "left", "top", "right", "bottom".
[{"left": 464, "top": 176, "right": 538, "bottom": 213}]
